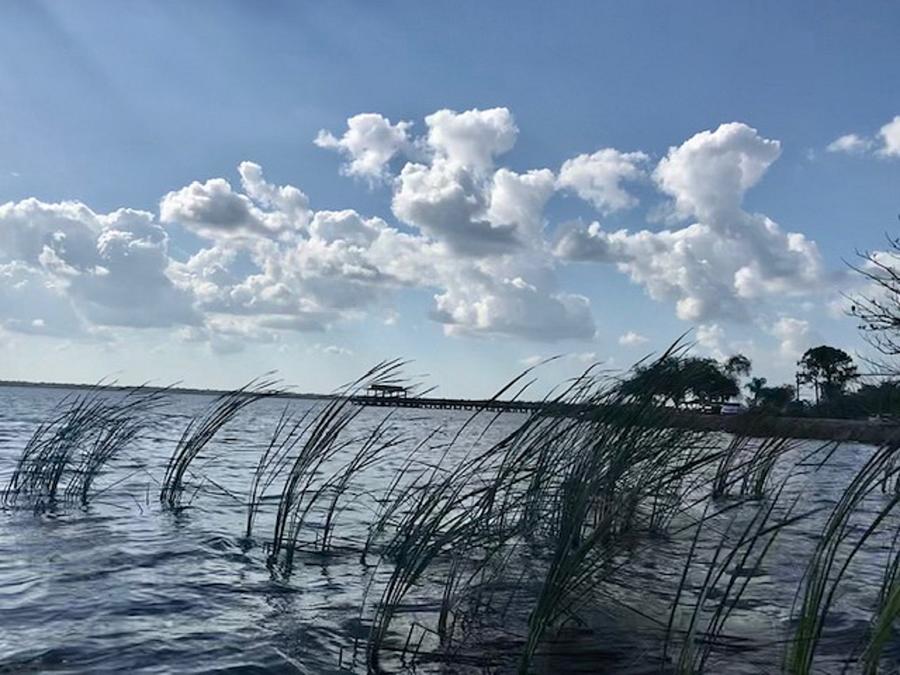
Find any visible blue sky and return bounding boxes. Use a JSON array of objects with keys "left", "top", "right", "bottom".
[{"left": 0, "top": 1, "right": 898, "bottom": 396}]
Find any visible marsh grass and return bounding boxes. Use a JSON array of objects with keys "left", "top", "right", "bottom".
[
  {"left": 353, "top": 365, "right": 760, "bottom": 673},
  {"left": 3, "top": 384, "right": 168, "bottom": 511},
  {"left": 159, "top": 376, "right": 279, "bottom": 510},
  {"left": 266, "top": 360, "right": 409, "bottom": 571},
  {"left": 8, "top": 354, "right": 900, "bottom": 673},
  {"left": 788, "top": 439, "right": 900, "bottom": 673}
]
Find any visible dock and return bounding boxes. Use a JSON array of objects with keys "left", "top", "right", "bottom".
[{"left": 350, "top": 394, "right": 542, "bottom": 413}]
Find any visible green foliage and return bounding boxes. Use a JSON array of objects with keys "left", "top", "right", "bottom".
[
  {"left": 757, "top": 384, "right": 795, "bottom": 411},
  {"left": 621, "top": 355, "right": 739, "bottom": 407},
  {"left": 798, "top": 345, "right": 858, "bottom": 403},
  {"left": 724, "top": 353, "right": 752, "bottom": 378},
  {"left": 746, "top": 376, "right": 768, "bottom": 403},
  {"left": 854, "top": 381, "right": 900, "bottom": 417}
]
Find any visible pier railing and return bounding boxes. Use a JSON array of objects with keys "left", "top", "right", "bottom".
[{"left": 349, "top": 395, "right": 543, "bottom": 413}]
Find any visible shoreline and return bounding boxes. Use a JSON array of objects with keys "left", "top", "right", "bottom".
[
  {"left": 0, "top": 379, "right": 329, "bottom": 400},
  {"left": 2, "top": 379, "right": 897, "bottom": 444},
  {"left": 672, "top": 410, "right": 900, "bottom": 445}
]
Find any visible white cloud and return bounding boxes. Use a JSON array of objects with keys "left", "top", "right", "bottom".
[
  {"left": 0, "top": 200, "right": 198, "bottom": 333},
  {"left": 618, "top": 331, "right": 649, "bottom": 346},
  {"left": 822, "top": 115, "right": 900, "bottom": 158},
  {"left": 385, "top": 111, "right": 554, "bottom": 257},
  {"left": 431, "top": 266, "right": 595, "bottom": 341},
  {"left": 315, "top": 113, "right": 412, "bottom": 180},
  {"left": 0, "top": 198, "right": 100, "bottom": 267},
  {"left": 238, "top": 162, "right": 310, "bottom": 226},
  {"left": 556, "top": 123, "right": 825, "bottom": 323},
  {"left": 486, "top": 168, "right": 556, "bottom": 244},
  {"left": 71, "top": 209, "right": 198, "bottom": 328},
  {"left": 161, "top": 164, "right": 311, "bottom": 242},
  {"left": 557, "top": 148, "right": 647, "bottom": 213},
  {"left": 320, "top": 344, "right": 354, "bottom": 357},
  {"left": 159, "top": 154, "right": 590, "bottom": 342},
  {"left": 0, "top": 262, "right": 83, "bottom": 336},
  {"left": 0, "top": 109, "right": 843, "bottom": 358},
  {"left": 696, "top": 323, "right": 726, "bottom": 360},
  {"left": 520, "top": 352, "right": 599, "bottom": 369},
  {"left": 770, "top": 316, "right": 815, "bottom": 360},
  {"left": 877, "top": 115, "right": 900, "bottom": 157},
  {"left": 654, "top": 122, "right": 781, "bottom": 223},
  {"left": 160, "top": 178, "right": 269, "bottom": 239},
  {"left": 424, "top": 107, "right": 517, "bottom": 170},
  {"left": 826, "top": 133, "right": 873, "bottom": 154},
  {"left": 391, "top": 159, "right": 518, "bottom": 256}
]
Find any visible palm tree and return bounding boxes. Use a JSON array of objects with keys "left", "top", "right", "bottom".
[
  {"left": 746, "top": 376, "right": 767, "bottom": 405},
  {"left": 724, "top": 354, "right": 752, "bottom": 379}
]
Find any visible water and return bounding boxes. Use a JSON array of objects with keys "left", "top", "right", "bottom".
[
  {"left": 0, "top": 385, "right": 896, "bottom": 673},
  {"left": 0, "top": 386, "right": 523, "bottom": 674}
]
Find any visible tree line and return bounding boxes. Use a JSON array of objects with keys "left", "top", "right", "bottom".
[
  {"left": 620, "top": 221, "right": 900, "bottom": 420},
  {"left": 619, "top": 344, "right": 894, "bottom": 419}
]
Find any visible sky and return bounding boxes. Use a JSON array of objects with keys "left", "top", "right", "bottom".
[{"left": 0, "top": 0, "right": 899, "bottom": 397}]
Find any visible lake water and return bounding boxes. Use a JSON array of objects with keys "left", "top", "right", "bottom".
[{"left": 0, "top": 385, "right": 897, "bottom": 674}]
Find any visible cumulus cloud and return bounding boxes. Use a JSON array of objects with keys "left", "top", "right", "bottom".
[
  {"left": 71, "top": 209, "right": 198, "bottom": 328},
  {"left": 557, "top": 148, "right": 647, "bottom": 213},
  {"left": 486, "top": 168, "right": 556, "bottom": 244},
  {"left": 156, "top": 154, "right": 591, "bottom": 343},
  {"left": 556, "top": 123, "right": 825, "bottom": 322},
  {"left": 238, "top": 162, "right": 310, "bottom": 226},
  {"left": 0, "top": 108, "right": 839, "bottom": 354},
  {"left": 161, "top": 178, "right": 265, "bottom": 238},
  {"left": 618, "top": 331, "right": 649, "bottom": 346},
  {"left": 391, "top": 159, "right": 517, "bottom": 256},
  {"left": 878, "top": 116, "right": 900, "bottom": 157},
  {"left": 160, "top": 165, "right": 310, "bottom": 241},
  {"left": 521, "top": 352, "right": 599, "bottom": 368},
  {"left": 391, "top": 162, "right": 556, "bottom": 257},
  {"left": 822, "top": 115, "right": 900, "bottom": 158},
  {"left": 351, "top": 109, "right": 554, "bottom": 257},
  {"left": 826, "top": 133, "right": 873, "bottom": 154},
  {"left": 770, "top": 316, "right": 815, "bottom": 360},
  {"left": 432, "top": 272, "right": 594, "bottom": 341},
  {"left": 0, "top": 262, "right": 83, "bottom": 336},
  {"left": 696, "top": 323, "right": 726, "bottom": 359},
  {"left": 424, "top": 107, "right": 517, "bottom": 170},
  {"left": 315, "top": 113, "right": 412, "bottom": 180},
  {"left": 0, "top": 198, "right": 100, "bottom": 267},
  {"left": 654, "top": 122, "right": 781, "bottom": 222},
  {"left": 0, "top": 199, "right": 198, "bottom": 334}
]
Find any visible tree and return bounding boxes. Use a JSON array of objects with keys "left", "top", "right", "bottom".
[
  {"left": 849, "top": 233, "right": 900, "bottom": 361},
  {"left": 757, "top": 385, "right": 795, "bottom": 411},
  {"left": 853, "top": 381, "right": 900, "bottom": 417},
  {"left": 620, "top": 356, "right": 684, "bottom": 407},
  {"left": 723, "top": 354, "right": 752, "bottom": 379},
  {"left": 746, "top": 376, "right": 768, "bottom": 404},
  {"left": 685, "top": 359, "right": 739, "bottom": 403},
  {"left": 621, "top": 355, "right": 738, "bottom": 407},
  {"left": 797, "top": 345, "right": 858, "bottom": 404}
]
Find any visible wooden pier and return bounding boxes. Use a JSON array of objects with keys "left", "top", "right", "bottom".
[{"left": 350, "top": 394, "right": 542, "bottom": 413}]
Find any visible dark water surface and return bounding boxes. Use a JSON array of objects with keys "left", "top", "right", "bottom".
[{"left": 0, "top": 385, "right": 896, "bottom": 673}]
